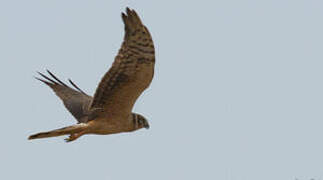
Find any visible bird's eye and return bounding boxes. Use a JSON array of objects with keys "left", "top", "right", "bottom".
[{"left": 138, "top": 119, "right": 143, "bottom": 125}]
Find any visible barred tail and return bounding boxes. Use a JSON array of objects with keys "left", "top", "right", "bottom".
[{"left": 28, "top": 123, "right": 88, "bottom": 140}]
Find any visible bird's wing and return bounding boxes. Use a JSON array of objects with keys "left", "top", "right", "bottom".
[
  {"left": 90, "top": 8, "right": 155, "bottom": 118},
  {"left": 36, "top": 70, "right": 93, "bottom": 123}
]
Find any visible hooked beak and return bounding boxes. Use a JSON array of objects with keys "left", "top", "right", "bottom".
[{"left": 144, "top": 123, "right": 150, "bottom": 129}]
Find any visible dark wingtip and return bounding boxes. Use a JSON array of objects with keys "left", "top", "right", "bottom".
[
  {"left": 36, "top": 71, "right": 57, "bottom": 85},
  {"left": 126, "top": 7, "right": 131, "bottom": 14},
  {"left": 34, "top": 76, "right": 50, "bottom": 85},
  {"left": 122, "top": 7, "right": 143, "bottom": 35},
  {"left": 37, "top": 71, "right": 47, "bottom": 79},
  {"left": 121, "top": 12, "right": 127, "bottom": 22},
  {"left": 68, "top": 78, "right": 86, "bottom": 95},
  {"left": 46, "top": 70, "right": 68, "bottom": 87},
  {"left": 126, "top": 7, "right": 137, "bottom": 18},
  {"left": 46, "top": 69, "right": 54, "bottom": 77}
]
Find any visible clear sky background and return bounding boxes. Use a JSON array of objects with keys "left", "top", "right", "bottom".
[{"left": 1, "top": 0, "right": 323, "bottom": 180}]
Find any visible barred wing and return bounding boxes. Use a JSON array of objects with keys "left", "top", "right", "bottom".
[{"left": 90, "top": 8, "right": 155, "bottom": 117}]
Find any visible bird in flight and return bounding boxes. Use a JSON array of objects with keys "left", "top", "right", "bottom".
[{"left": 28, "top": 8, "right": 155, "bottom": 142}]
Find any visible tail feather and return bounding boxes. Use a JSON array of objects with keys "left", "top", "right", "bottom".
[{"left": 28, "top": 123, "right": 88, "bottom": 140}]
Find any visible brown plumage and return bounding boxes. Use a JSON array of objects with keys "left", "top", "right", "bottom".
[{"left": 28, "top": 8, "right": 154, "bottom": 142}]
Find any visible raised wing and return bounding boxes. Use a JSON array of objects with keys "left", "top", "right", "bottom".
[
  {"left": 36, "top": 70, "right": 92, "bottom": 123},
  {"left": 90, "top": 8, "right": 155, "bottom": 116}
]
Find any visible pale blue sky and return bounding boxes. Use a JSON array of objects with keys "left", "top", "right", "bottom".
[{"left": 1, "top": 0, "right": 323, "bottom": 180}]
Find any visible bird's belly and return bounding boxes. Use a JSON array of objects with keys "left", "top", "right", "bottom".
[{"left": 87, "top": 120, "right": 130, "bottom": 135}]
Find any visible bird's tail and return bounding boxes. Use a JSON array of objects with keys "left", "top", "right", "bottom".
[{"left": 28, "top": 123, "right": 88, "bottom": 140}]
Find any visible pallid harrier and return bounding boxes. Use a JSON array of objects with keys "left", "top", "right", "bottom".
[{"left": 28, "top": 8, "right": 154, "bottom": 142}]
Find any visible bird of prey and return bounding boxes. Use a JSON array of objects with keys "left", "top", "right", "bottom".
[{"left": 28, "top": 8, "right": 155, "bottom": 142}]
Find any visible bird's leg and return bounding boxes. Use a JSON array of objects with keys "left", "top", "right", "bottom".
[{"left": 65, "top": 131, "right": 86, "bottom": 143}]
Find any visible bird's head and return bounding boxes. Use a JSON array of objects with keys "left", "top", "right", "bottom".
[{"left": 132, "top": 113, "right": 150, "bottom": 130}]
